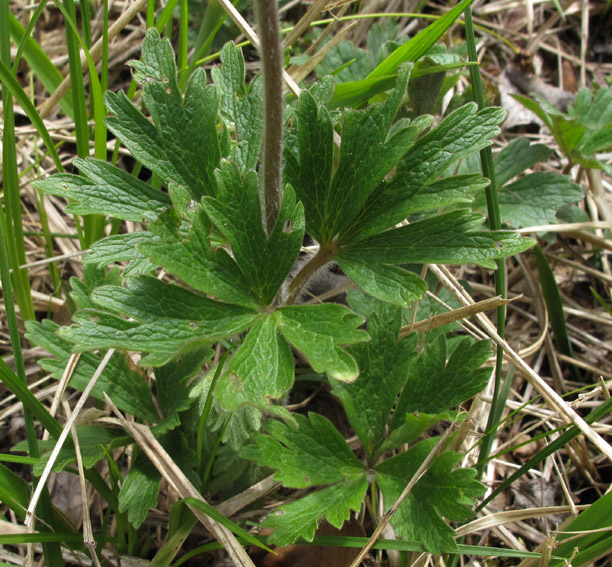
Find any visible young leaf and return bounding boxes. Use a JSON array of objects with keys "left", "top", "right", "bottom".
[
  {"left": 275, "top": 304, "right": 368, "bottom": 382},
  {"left": 57, "top": 276, "right": 257, "bottom": 365},
  {"left": 243, "top": 413, "right": 365, "bottom": 488},
  {"left": 259, "top": 477, "right": 368, "bottom": 546},
  {"left": 242, "top": 413, "right": 368, "bottom": 545},
  {"left": 216, "top": 316, "right": 294, "bottom": 412},
  {"left": 154, "top": 348, "right": 209, "bottom": 432},
  {"left": 330, "top": 302, "right": 417, "bottom": 458},
  {"left": 337, "top": 258, "right": 427, "bottom": 307},
  {"left": 285, "top": 65, "right": 414, "bottom": 243},
  {"left": 376, "top": 438, "right": 485, "bottom": 554},
  {"left": 28, "top": 426, "right": 123, "bottom": 475},
  {"left": 138, "top": 210, "right": 257, "bottom": 308},
  {"left": 475, "top": 172, "right": 584, "bottom": 228},
  {"left": 118, "top": 454, "right": 161, "bottom": 528},
  {"left": 211, "top": 42, "right": 263, "bottom": 173},
  {"left": 392, "top": 335, "right": 491, "bottom": 429},
  {"left": 84, "top": 232, "right": 158, "bottom": 274},
  {"left": 494, "top": 138, "right": 552, "bottom": 187}
]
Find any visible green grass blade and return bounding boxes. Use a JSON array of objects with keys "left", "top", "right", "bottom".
[
  {"left": 464, "top": 6, "right": 507, "bottom": 479},
  {"left": 0, "top": 59, "right": 64, "bottom": 172},
  {"left": 329, "top": 62, "right": 476, "bottom": 109},
  {"left": 156, "top": 0, "right": 181, "bottom": 32},
  {"left": 0, "top": 533, "right": 84, "bottom": 545},
  {"left": 173, "top": 535, "right": 548, "bottom": 566},
  {"left": 367, "top": 0, "right": 474, "bottom": 79},
  {"left": 8, "top": 12, "right": 74, "bottom": 119},
  {"left": 178, "top": 0, "right": 188, "bottom": 72},
  {"left": 0, "top": 462, "right": 31, "bottom": 518},
  {"left": 551, "top": 490, "right": 612, "bottom": 566},
  {"left": 0, "top": 1, "right": 35, "bottom": 322},
  {"left": 59, "top": 0, "right": 89, "bottom": 159},
  {"left": 0, "top": 358, "right": 63, "bottom": 440},
  {"left": 180, "top": 498, "right": 272, "bottom": 552},
  {"left": 534, "top": 245, "right": 573, "bottom": 357},
  {"left": 52, "top": 0, "right": 108, "bottom": 245},
  {"left": 478, "top": 396, "right": 612, "bottom": 511}
]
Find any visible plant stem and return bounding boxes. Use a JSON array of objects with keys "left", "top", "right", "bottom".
[
  {"left": 255, "top": 0, "right": 284, "bottom": 235},
  {"left": 286, "top": 243, "right": 336, "bottom": 305},
  {"left": 464, "top": 7, "right": 507, "bottom": 479}
]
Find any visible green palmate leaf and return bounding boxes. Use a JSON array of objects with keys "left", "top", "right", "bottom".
[
  {"left": 118, "top": 453, "right": 161, "bottom": 528},
  {"left": 105, "top": 29, "right": 220, "bottom": 198},
  {"left": 58, "top": 275, "right": 257, "bottom": 365},
  {"left": 216, "top": 316, "right": 294, "bottom": 412},
  {"left": 489, "top": 172, "right": 583, "bottom": 228},
  {"left": 202, "top": 161, "right": 304, "bottom": 305},
  {"left": 285, "top": 65, "right": 415, "bottom": 243},
  {"left": 275, "top": 304, "right": 368, "bottom": 382},
  {"left": 243, "top": 413, "right": 365, "bottom": 488},
  {"left": 139, "top": 210, "right": 257, "bottom": 307},
  {"left": 330, "top": 303, "right": 417, "bottom": 457},
  {"left": 25, "top": 319, "right": 159, "bottom": 421},
  {"left": 339, "top": 210, "right": 534, "bottom": 270},
  {"left": 568, "top": 84, "right": 612, "bottom": 156},
  {"left": 494, "top": 138, "right": 552, "bottom": 187},
  {"left": 260, "top": 476, "right": 369, "bottom": 546},
  {"left": 337, "top": 258, "right": 427, "bottom": 307},
  {"left": 376, "top": 438, "right": 485, "bottom": 554},
  {"left": 349, "top": 104, "right": 505, "bottom": 241},
  {"left": 211, "top": 42, "right": 263, "bottom": 173},
  {"left": 33, "top": 158, "right": 172, "bottom": 221},
  {"left": 392, "top": 336, "right": 491, "bottom": 430},
  {"left": 243, "top": 413, "right": 367, "bottom": 546}
]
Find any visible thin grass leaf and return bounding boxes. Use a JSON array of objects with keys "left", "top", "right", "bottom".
[
  {"left": 478, "top": 396, "right": 612, "bottom": 511},
  {"left": 172, "top": 535, "right": 548, "bottom": 564},
  {"left": 551, "top": 491, "right": 612, "bottom": 566},
  {"left": 0, "top": 59, "right": 64, "bottom": 172},
  {"left": 0, "top": 533, "right": 84, "bottom": 545},
  {"left": 52, "top": 0, "right": 108, "bottom": 244},
  {"left": 367, "top": 0, "right": 473, "bottom": 79},
  {"left": 156, "top": 0, "right": 181, "bottom": 32},
  {"left": 178, "top": 0, "right": 188, "bottom": 71},
  {"left": 181, "top": 498, "right": 271, "bottom": 552},
  {"left": 329, "top": 62, "right": 474, "bottom": 109},
  {"left": 464, "top": 6, "right": 506, "bottom": 480},
  {"left": 58, "top": 0, "right": 89, "bottom": 158},
  {"left": 8, "top": 11, "right": 74, "bottom": 118},
  {"left": 534, "top": 245, "right": 573, "bottom": 357},
  {"left": 0, "top": 359, "right": 63, "bottom": 440}
]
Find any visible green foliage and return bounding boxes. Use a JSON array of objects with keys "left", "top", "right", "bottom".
[
  {"left": 244, "top": 299, "right": 489, "bottom": 551},
  {"left": 470, "top": 138, "right": 584, "bottom": 228},
  {"left": 27, "top": 27, "right": 536, "bottom": 554},
  {"left": 513, "top": 83, "right": 612, "bottom": 170}
]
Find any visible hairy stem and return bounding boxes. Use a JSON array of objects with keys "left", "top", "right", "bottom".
[
  {"left": 255, "top": 0, "right": 284, "bottom": 235},
  {"left": 286, "top": 244, "right": 336, "bottom": 305}
]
